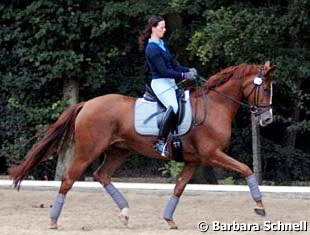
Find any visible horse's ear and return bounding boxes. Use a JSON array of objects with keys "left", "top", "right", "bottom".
[{"left": 263, "top": 61, "right": 276, "bottom": 76}]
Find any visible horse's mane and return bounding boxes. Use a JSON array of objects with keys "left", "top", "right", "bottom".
[{"left": 205, "top": 64, "right": 261, "bottom": 89}]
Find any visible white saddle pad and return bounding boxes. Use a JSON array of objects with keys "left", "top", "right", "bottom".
[{"left": 134, "top": 92, "right": 193, "bottom": 136}]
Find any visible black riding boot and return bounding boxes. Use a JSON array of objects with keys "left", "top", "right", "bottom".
[{"left": 155, "top": 106, "right": 176, "bottom": 157}]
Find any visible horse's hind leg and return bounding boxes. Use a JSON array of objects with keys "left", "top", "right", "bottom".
[
  {"left": 93, "top": 148, "right": 130, "bottom": 226},
  {"left": 49, "top": 139, "right": 109, "bottom": 229}
]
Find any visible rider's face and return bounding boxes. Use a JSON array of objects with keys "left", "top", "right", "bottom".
[{"left": 152, "top": 20, "right": 166, "bottom": 39}]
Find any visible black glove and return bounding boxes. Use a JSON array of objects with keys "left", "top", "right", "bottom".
[{"left": 183, "top": 71, "right": 196, "bottom": 80}]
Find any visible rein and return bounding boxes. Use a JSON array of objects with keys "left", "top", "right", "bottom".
[
  {"left": 198, "top": 76, "right": 253, "bottom": 109},
  {"left": 192, "top": 77, "right": 208, "bottom": 126},
  {"left": 198, "top": 73, "right": 271, "bottom": 116},
  {"left": 209, "top": 85, "right": 254, "bottom": 110}
]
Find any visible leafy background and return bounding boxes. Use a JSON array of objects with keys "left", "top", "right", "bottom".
[{"left": 0, "top": 0, "right": 309, "bottom": 183}]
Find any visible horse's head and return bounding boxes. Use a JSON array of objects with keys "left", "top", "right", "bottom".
[{"left": 242, "top": 61, "right": 276, "bottom": 127}]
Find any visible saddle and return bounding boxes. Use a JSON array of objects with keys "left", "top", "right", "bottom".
[
  {"left": 135, "top": 85, "right": 192, "bottom": 135},
  {"left": 142, "top": 85, "right": 187, "bottom": 127},
  {"left": 134, "top": 85, "right": 193, "bottom": 161}
]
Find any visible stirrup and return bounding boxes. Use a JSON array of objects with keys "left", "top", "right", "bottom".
[{"left": 155, "top": 140, "right": 169, "bottom": 157}]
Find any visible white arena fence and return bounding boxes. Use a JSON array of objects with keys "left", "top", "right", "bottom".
[{"left": 0, "top": 180, "right": 309, "bottom": 198}]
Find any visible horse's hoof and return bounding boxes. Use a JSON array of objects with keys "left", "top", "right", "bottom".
[
  {"left": 118, "top": 214, "right": 129, "bottom": 227},
  {"left": 118, "top": 207, "right": 129, "bottom": 227},
  {"left": 49, "top": 224, "right": 58, "bottom": 229},
  {"left": 49, "top": 219, "right": 58, "bottom": 229},
  {"left": 254, "top": 207, "right": 266, "bottom": 216},
  {"left": 81, "top": 225, "right": 92, "bottom": 231},
  {"left": 165, "top": 219, "right": 178, "bottom": 229}
]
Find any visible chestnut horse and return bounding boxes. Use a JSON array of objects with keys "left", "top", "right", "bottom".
[{"left": 9, "top": 62, "right": 276, "bottom": 230}]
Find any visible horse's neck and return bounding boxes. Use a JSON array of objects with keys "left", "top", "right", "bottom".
[{"left": 208, "top": 77, "right": 243, "bottom": 117}]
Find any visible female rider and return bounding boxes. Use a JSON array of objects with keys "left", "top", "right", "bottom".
[{"left": 138, "top": 15, "right": 197, "bottom": 157}]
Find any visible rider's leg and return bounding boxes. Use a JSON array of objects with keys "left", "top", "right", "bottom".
[
  {"left": 151, "top": 78, "right": 178, "bottom": 113},
  {"left": 155, "top": 106, "right": 175, "bottom": 156},
  {"left": 151, "top": 78, "right": 178, "bottom": 156}
]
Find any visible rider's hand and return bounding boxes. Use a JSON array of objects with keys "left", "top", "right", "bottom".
[
  {"left": 183, "top": 71, "right": 196, "bottom": 80},
  {"left": 189, "top": 68, "right": 198, "bottom": 76}
]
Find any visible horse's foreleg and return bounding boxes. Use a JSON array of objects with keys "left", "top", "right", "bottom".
[
  {"left": 93, "top": 148, "right": 130, "bottom": 226},
  {"left": 164, "top": 163, "right": 197, "bottom": 229},
  {"left": 209, "top": 149, "right": 265, "bottom": 216}
]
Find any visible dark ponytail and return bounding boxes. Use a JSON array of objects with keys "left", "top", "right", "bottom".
[{"left": 138, "top": 15, "right": 164, "bottom": 52}]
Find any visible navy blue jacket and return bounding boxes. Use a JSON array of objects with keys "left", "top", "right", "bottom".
[{"left": 145, "top": 42, "right": 189, "bottom": 82}]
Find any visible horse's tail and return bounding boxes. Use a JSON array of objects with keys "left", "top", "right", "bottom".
[{"left": 8, "top": 102, "right": 85, "bottom": 189}]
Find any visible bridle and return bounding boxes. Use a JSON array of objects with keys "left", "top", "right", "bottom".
[
  {"left": 208, "top": 73, "right": 272, "bottom": 116},
  {"left": 242, "top": 72, "right": 273, "bottom": 116},
  {"left": 193, "top": 70, "right": 273, "bottom": 125}
]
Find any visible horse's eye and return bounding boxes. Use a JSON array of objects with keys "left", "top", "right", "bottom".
[{"left": 263, "top": 88, "right": 271, "bottom": 95}]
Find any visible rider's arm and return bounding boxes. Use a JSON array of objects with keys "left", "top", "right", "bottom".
[{"left": 147, "top": 46, "right": 184, "bottom": 80}]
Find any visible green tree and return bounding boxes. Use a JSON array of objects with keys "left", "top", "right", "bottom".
[
  {"left": 0, "top": 0, "right": 178, "bottom": 178},
  {"left": 1, "top": 0, "right": 309, "bottom": 182},
  {"left": 188, "top": 2, "right": 309, "bottom": 182}
]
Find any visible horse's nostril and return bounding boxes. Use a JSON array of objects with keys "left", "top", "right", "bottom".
[{"left": 262, "top": 117, "right": 273, "bottom": 126}]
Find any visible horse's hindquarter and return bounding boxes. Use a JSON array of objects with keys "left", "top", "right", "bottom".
[{"left": 74, "top": 94, "right": 136, "bottom": 152}]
